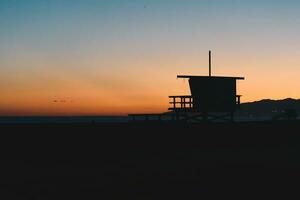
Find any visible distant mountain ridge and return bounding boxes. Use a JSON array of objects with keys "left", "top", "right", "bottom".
[{"left": 239, "top": 98, "right": 300, "bottom": 118}]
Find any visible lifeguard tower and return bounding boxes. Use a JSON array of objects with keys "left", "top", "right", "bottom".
[
  {"left": 169, "top": 51, "right": 244, "bottom": 122},
  {"left": 129, "top": 51, "right": 244, "bottom": 122}
]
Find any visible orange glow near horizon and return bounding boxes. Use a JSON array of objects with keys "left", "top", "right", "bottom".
[{"left": 2, "top": 53, "right": 300, "bottom": 116}]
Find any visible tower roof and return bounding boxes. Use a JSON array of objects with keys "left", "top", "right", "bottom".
[{"left": 177, "top": 75, "right": 244, "bottom": 80}]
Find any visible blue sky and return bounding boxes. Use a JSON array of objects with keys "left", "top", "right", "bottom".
[{"left": 1, "top": 0, "right": 300, "bottom": 115}]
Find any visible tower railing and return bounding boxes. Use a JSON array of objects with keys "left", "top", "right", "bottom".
[
  {"left": 168, "top": 95, "right": 242, "bottom": 111},
  {"left": 168, "top": 95, "right": 193, "bottom": 111}
]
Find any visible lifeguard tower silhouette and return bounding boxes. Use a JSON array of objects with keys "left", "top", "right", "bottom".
[{"left": 129, "top": 51, "right": 244, "bottom": 122}]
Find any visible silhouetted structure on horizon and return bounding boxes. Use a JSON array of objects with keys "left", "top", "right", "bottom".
[{"left": 129, "top": 51, "right": 244, "bottom": 122}]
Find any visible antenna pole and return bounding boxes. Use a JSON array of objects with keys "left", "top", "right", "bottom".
[{"left": 209, "top": 50, "right": 211, "bottom": 76}]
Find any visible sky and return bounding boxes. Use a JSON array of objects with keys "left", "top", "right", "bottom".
[{"left": 1, "top": 0, "right": 300, "bottom": 116}]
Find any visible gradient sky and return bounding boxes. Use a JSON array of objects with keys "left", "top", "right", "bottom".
[{"left": 1, "top": 0, "right": 300, "bottom": 116}]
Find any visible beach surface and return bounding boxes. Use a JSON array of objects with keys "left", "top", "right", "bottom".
[{"left": 1, "top": 121, "right": 300, "bottom": 199}]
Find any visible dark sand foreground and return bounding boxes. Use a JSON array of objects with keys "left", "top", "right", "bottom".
[{"left": 1, "top": 121, "right": 300, "bottom": 199}]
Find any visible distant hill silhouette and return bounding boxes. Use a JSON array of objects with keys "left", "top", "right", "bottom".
[{"left": 238, "top": 98, "right": 300, "bottom": 119}]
